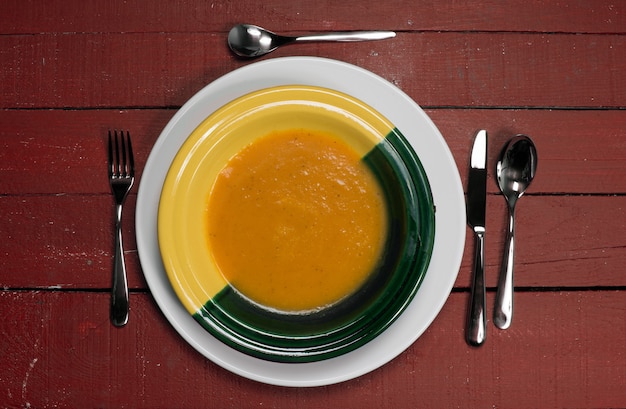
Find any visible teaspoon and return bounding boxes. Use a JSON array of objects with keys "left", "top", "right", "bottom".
[
  {"left": 494, "top": 135, "right": 537, "bottom": 329},
  {"left": 228, "top": 24, "right": 396, "bottom": 58}
]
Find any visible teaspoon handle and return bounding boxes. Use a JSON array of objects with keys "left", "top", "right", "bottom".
[
  {"left": 467, "top": 230, "right": 486, "bottom": 346},
  {"left": 494, "top": 207, "right": 515, "bottom": 329},
  {"left": 294, "top": 31, "right": 396, "bottom": 43}
]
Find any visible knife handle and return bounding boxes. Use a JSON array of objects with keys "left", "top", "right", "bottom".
[{"left": 467, "top": 229, "right": 486, "bottom": 346}]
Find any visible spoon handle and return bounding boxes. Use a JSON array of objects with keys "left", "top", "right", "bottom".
[
  {"left": 467, "top": 229, "right": 486, "bottom": 346},
  {"left": 294, "top": 31, "right": 396, "bottom": 43},
  {"left": 494, "top": 207, "right": 515, "bottom": 329}
]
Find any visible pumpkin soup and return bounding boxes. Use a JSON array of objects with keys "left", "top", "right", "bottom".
[{"left": 207, "top": 128, "right": 388, "bottom": 312}]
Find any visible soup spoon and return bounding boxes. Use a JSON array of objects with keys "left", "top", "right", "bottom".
[
  {"left": 494, "top": 135, "right": 537, "bottom": 330},
  {"left": 228, "top": 24, "right": 396, "bottom": 58}
]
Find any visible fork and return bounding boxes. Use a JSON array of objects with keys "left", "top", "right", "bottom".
[{"left": 107, "top": 130, "right": 135, "bottom": 327}]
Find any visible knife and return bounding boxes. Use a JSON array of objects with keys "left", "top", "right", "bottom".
[{"left": 466, "top": 130, "right": 487, "bottom": 346}]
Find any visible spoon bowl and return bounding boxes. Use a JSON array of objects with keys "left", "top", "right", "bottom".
[
  {"left": 228, "top": 24, "right": 396, "bottom": 58},
  {"left": 494, "top": 135, "right": 537, "bottom": 329},
  {"left": 228, "top": 24, "right": 285, "bottom": 57}
]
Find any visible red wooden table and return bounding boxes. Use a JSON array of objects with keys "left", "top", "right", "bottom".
[{"left": 2, "top": 1, "right": 626, "bottom": 407}]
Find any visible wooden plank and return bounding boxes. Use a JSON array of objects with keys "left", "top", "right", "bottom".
[
  {"left": 455, "top": 195, "right": 626, "bottom": 288},
  {"left": 1, "top": 32, "right": 625, "bottom": 109},
  {"left": 2, "top": 109, "right": 625, "bottom": 195},
  {"left": 0, "top": 290, "right": 624, "bottom": 408},
  {"left": 1, "top": 195, "right": 625, "bottom": 289},
  {"left": 428, "top": 109, "right": 626, "bottom": 195},
  {"left": 0, "top": 194, "right": 143, "bottom": 289},
  {"left": 0, "top": 109, "right": 170, "bottom": 195},
  {"left": 2, "top": 0, "right": 625, "bottom": 34}
]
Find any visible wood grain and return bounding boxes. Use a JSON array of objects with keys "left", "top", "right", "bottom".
[
  {"left": 1, "top": 109, "right": 625, "bottom": 195},
  {"left": 2, "top": 108, "right": 624, "bottom": 290},
  {"left": 1, "top": 291, "right": 624, "bottom": 408},
  {"left": 2, "top": 194, "right": 624, "bottom": 289},
  {"left": 1, "top": 32, "right": 624, "bottom": 109},
  {"left": 2, "top": 0, "right": 624, "bottom": 34}
]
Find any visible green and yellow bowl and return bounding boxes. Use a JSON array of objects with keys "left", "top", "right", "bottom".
[{"left": 158, "top": 85, "right": 435, "bottom": 362}]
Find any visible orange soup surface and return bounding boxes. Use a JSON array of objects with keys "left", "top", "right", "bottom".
[{"left": 207, "top": 129, "right": 388, "bottom": 312}]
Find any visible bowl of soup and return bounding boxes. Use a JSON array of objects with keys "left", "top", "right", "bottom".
[{"left": 158, "top": 85, "right": 435, "bottom": 362}]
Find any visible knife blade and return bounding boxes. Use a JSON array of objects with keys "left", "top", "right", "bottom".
[{"left": 466, "top": 129, "right": 487, "bottom": 346}]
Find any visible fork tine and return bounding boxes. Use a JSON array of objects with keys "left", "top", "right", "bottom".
[
  {"left": 107, "top": 130, "right": 114, "bottom": 178},
  {"left": 115, "top": 130, "right": 122, "bottom": 177},
  {"left": 126, "top": 131, "right": 135, "bottom": 178},
  {"left": 120, "top": 130, "right": 127, "bottom": 177},
  {"left": 108, "top": 130, "right": 134, "bottom": 178}
]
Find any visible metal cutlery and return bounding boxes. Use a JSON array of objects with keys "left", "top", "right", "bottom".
[
  {"left": 494, "top": 135, "right": 537, "bottom": 329},
  {"left": 227, "top": 24, "right": 396, "bottom": 58},
  {"left": 107, "top": 130, "right": 135, "bottom": 327},
  {"left": 466, "top": 130, "right": 487, "bottom": 346}
]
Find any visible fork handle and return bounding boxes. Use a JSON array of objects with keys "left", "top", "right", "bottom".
[{"left": 111, "top": 203, "right": 130, "bottom": 327}]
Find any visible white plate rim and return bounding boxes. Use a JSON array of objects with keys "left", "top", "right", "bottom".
[{"left": 136, "top": 56, "right": 466, "bottom": 387}]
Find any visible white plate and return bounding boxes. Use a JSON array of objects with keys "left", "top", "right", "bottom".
[{"left": 136, "top": 57, "right": 465, "bottom": 387}]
